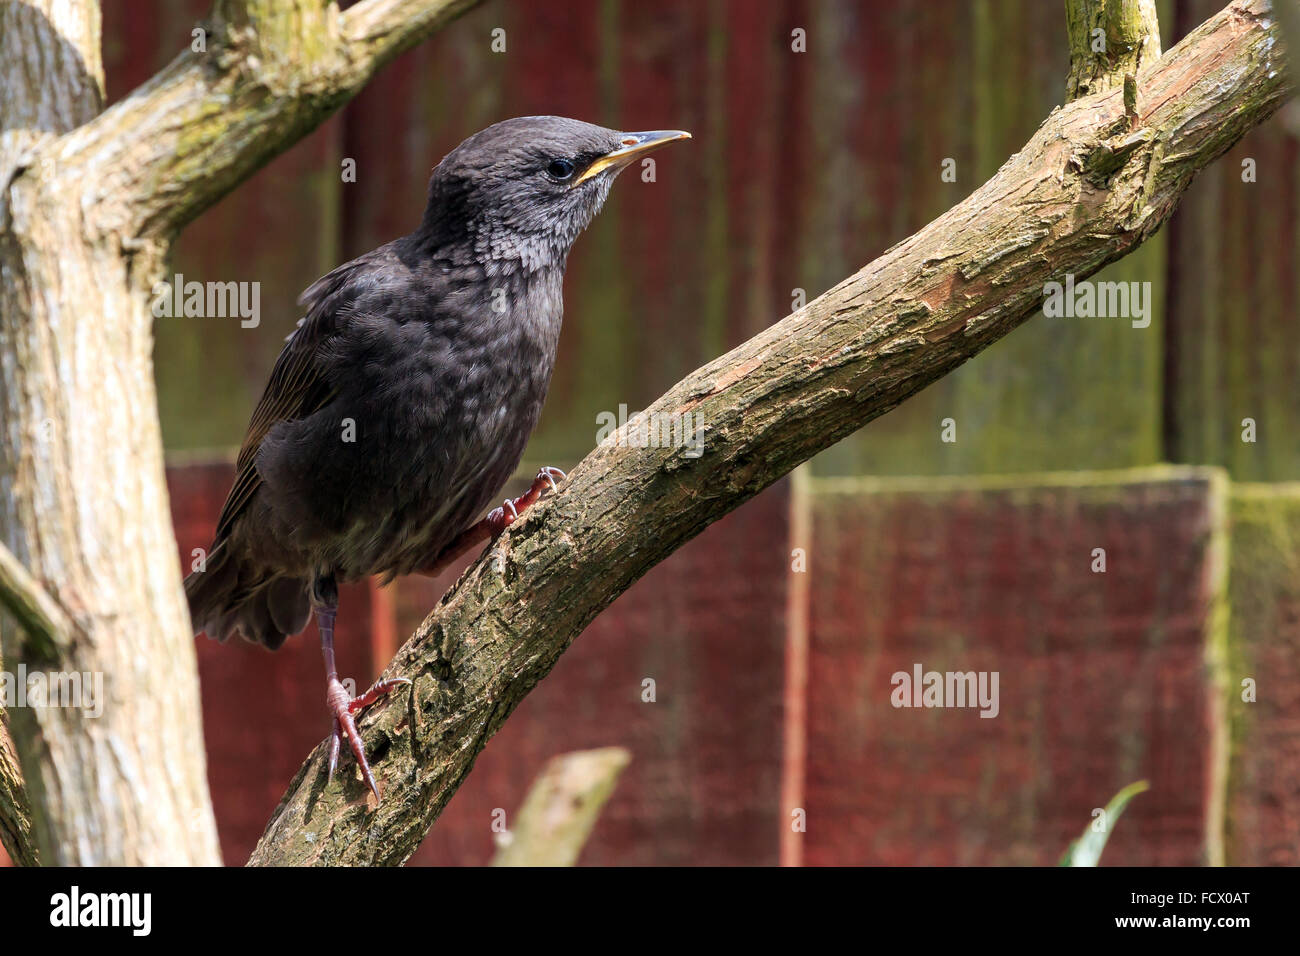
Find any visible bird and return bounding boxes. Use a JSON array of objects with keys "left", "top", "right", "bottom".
[{"left": 184, "top": 116, "right": 690, "bottom": 801}]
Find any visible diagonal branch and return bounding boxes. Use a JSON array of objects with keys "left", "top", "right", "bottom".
[
  {"left": 43, "top": 0, "right": 480, "bottom": 246},
  {"left": 247, "top": 0, "right": 1290, "bottom": 866},
  {"left": 0, "top": 702, "right": 37, "bottom": 867},
  {"left": 0, "top": 542, "right": 74, "bottom": 661}
]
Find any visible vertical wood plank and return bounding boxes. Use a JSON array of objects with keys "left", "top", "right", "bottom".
[
  {"left": 1164, "top": 0, "right": 1300, "bottom": 480},
  {"left": 1224, "top": 485, "right": 1300, "bottom": 864},
  {"left": 800, "top": 469, "right": 1224, "bottom": 865}
]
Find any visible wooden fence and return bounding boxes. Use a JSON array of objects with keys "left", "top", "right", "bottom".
[{"left": 158, "top": 464, "right": 1300, "bottom": 865}]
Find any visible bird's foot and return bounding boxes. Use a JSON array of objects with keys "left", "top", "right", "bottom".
[
  {"left": 416, "top": 467, "right": 567, "bottom": 578},
  {"left": 326, "top": 675, "right": 413, "bottom": 800},
  {"left": 486, "top": 466, "right": 567, "bottom": 533}
]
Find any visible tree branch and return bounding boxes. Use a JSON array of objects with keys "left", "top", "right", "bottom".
[
  {"left": 45, "top": 0, "right": 480, "bottom": 247},
  {"left": 0, "top": 542, "right": 74, "bottom": 661},
  {"left": 0, "top": 703, "right": 37, "bottom": 867},
  {"left": 490, "top": 748, "right": 630, "bottom": 867},
  {"left": 248, "top": 0, "right": 1289, "bottom": 866},
  {"left": 1066, "top": 0, "right": 1162, "bottom": 101}
]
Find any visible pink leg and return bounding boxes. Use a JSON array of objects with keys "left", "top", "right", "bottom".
[
  {"left": 318, "top": 596, "right": 412, "bottom": 801},
  {"left": 419, "top": 467, "right": 566, "bottom": 577}
]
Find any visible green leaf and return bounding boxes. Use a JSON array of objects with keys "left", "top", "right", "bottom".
[{"left": 1059, "top": 780, "right": 1150, "bottom": 867}]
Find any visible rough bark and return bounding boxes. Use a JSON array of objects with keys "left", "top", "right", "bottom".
[
  {"left": 0, "top": 0, "right": 477, "bottom": 865},
  {"left": 249, "top": 0, "right": 1291, "bottom": 866},
  {"left": 490, "top": 748, "right": 630, "bottom": 867},
  {"left": 0, "top": 698, "right": 37, "bottom": 866},
  {"left": 1066, "top": 0, "right": 1162, "bottom": 100}
]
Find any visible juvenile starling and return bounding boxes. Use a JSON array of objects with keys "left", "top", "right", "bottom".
[{"left": 184, "top": 117, "right": 690, "bottom": 799}]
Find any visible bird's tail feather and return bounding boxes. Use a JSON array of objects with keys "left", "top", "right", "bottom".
[{"left": 184, "top": 543, "right": 311, "bottom": 651}]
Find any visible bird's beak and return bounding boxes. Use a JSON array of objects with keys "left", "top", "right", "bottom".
[{"left": 573, "top": 129, "right": 692, "bottom": 185}]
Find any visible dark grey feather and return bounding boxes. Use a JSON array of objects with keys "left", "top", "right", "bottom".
[{"left": 185, "top": 117, "right": 631, "bottom": 648}]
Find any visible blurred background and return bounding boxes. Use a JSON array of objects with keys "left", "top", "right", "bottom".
[{"left": 4, "top": 0, "right": 1293, "bottom": 866}]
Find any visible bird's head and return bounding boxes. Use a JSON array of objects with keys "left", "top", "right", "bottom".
[{"left": 418, "top": 116, "right": 690, "bottom": 270}]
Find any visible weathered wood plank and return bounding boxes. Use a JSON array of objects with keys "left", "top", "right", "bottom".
[
  {"left": 1224, "top": 484, "right": 1300, "bottom": 864},
  {"left": 798, "top": 468, "right": 1226, "bottom": 865}
]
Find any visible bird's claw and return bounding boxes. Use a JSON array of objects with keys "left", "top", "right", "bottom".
[
  {"left": 487, "top": 466, "right": 567, "bottom": 534},
  {"left": 328, "top": 718, "right": 342, "bottom": 782},
  {"left": 538, "top": 466, "right": 566, "bottom": 493},
  {"left": 348, "top": 676, "right": 413, "bottom": 714},
  {"left": 325, "top": 675, "right": 411, "bottom": 800}
]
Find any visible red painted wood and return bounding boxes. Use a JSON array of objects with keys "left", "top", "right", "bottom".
[
  {"left": 4, "top": 463, "right": 1268, "bottom": 867},
  {"left": 399, "top": 480, "right": 792, "bottom": 866},
  {"left": 800, "top": 475, "right": 1221, "bottom": 865}
]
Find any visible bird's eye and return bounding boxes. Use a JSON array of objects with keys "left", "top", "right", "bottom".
[{"left": 546, "top": 158, "right": 576, "bottom": 181}]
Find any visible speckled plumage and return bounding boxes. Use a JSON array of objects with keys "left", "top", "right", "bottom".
[{"left": 185, "top": 117, "right": 638, "bottom": 649}]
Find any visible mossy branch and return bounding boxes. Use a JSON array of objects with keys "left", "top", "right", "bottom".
[
  {"left": 45, "top": 0, "right": 481, "bottom": 246},
  {"left": 1066, "top": 0, "right": 1162, "bottom": 101}
]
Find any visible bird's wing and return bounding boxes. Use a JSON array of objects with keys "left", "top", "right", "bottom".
[{"left": 210, "top": 260, "right": 361, "bottom": 545}]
